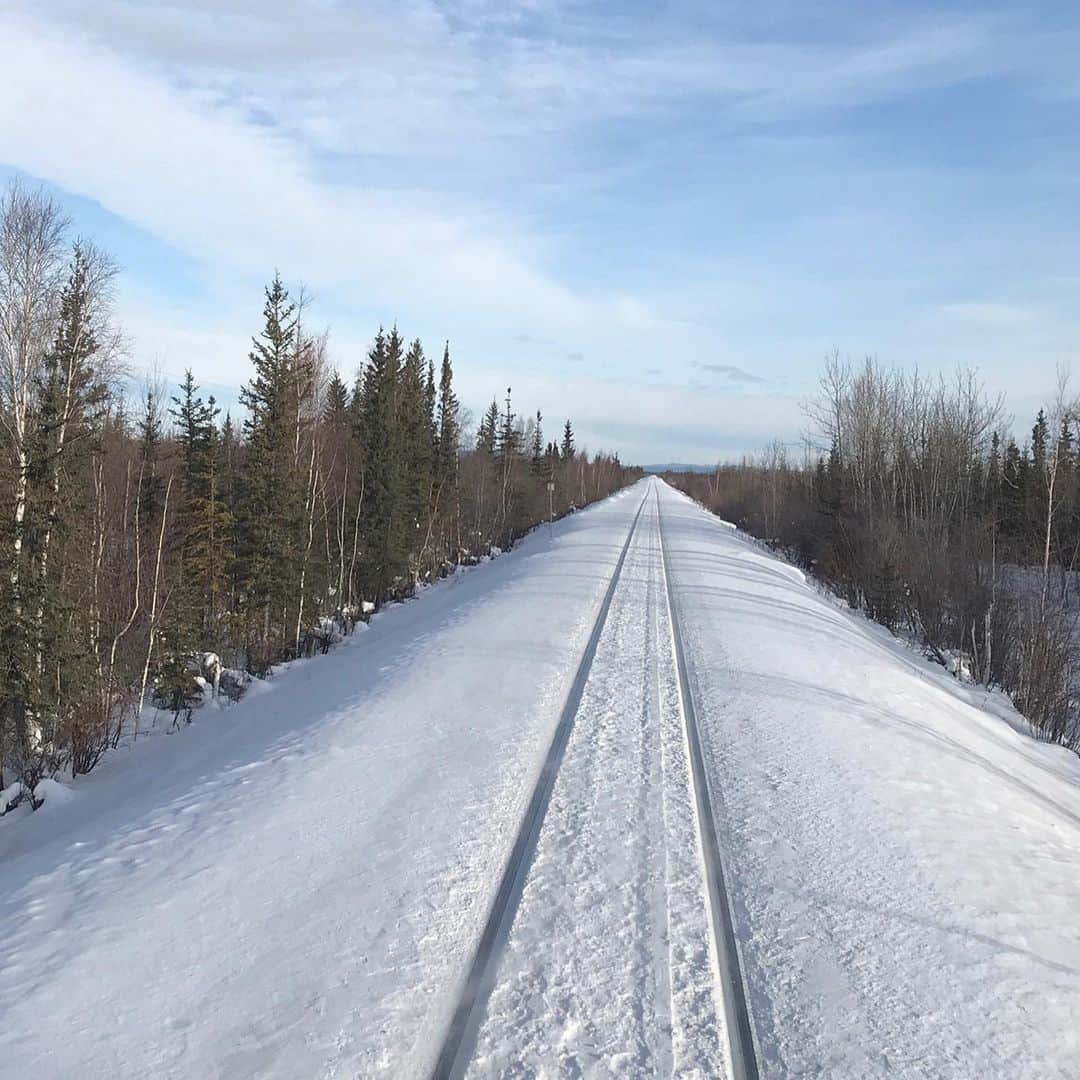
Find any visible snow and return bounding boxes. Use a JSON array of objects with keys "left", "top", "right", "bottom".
[
  {"left": 468, "top": 489, "right": 728, "bottom": 1077},
  {"left": 2, "top": 477, "right": 1080, "bottom": 1078},
  {"left": 0, "top": 485, "right": 648, "bottom": 1078},
  {"left": 26, "top": 779, "right": 75, "bottom": 811},
  {"left": 658, "top": 481, "right": 1080, "bottom": 1077}
]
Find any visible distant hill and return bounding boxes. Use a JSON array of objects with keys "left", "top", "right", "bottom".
[{"left": 642, "top": 463, "right": 716, "bottom": 474}]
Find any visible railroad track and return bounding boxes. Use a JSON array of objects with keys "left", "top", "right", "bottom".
[
  {"left": 432, "top": 481, "right": 758, "bottom": 1079},
  {"left": 657, "top": 488, "right": 760, "bottom": 1080},
  {"left": 431, "top": 488, "right": 651, "bottom": 1079}
]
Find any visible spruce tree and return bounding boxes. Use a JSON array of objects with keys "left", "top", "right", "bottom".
[
  {"left": 400, "top": 338, "right": 434, "bottom": 544},
  {"left": 1032, "top": 410, "right": 1048, "bottom": 474},
  {"left": 24, "top": 245, "right": 108, "bottom": 778},
  {"left": 323, "top": 370, "right": 349, "bottom": 427},
  {"left": 1001, "top": 438, "right": 1026, "bottom": 544},
  {"left": 495, "top": 387, "right": 520, "bottom": 538},
  {"left": 434, "top": 342, "right": 460, "bottom": 490},
  {"left": 357, "top": 327, "right": 408, "bottom": 603},
  {"left": 425, "top": 359, "right": 437, "bottom": 445},
  {"left": 236, "top": 273, "right": 303, "bottom": 664},
  {"left": 497, "top": 388, "right": 519, "bottom": 462},
  {"left": 137, "top": 387, "right": 165, "bottom": 526},
  {"left": 185, "top": 401, "right": 232, "bottom": 641},
  {"left": 161, "top": 374, "right": 233, "bottom": 698},
  {"left": 1029, "top": 410, "right": 1050, "bottom": 552},
  {"left": 530, "top": 410, "right": 544, "bottom": 474},
  {"left": 986, "top": 430, "right": 1002, "bottom": 518},
  {"left": 171, "top": 371, "right": 214, "bottom": 496},
  {"left": 561, "top": 419, "right": 575, "bottom": 461},
  {"left": 477, "top": 399, "right": 499, "bottom": 456}
]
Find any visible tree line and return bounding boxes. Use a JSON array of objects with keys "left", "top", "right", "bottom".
[
  {"left": 0, "top": 182, "right": 637, "bottom": 811},
  {"left": 670, "top": 354, "right": 1080, "bottom": 753}
]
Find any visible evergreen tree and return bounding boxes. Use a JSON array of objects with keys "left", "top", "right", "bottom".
[
  {"left": 322, "top": 370, "right": 349, "bottom": 428},
  {"left": 163, "top": 374, "right": 233, "bottom": 673},
  {"left": 236, "top": 273, "right": 306, "bottom": 662},
  {"left": 477, "top": 399, "right": 499, "bottom": 456},
  {"left": 561, "top": 419, "right": 575, "bottom": 461},
  {"left": 24, "top": 245, "right": 109, "bottom": 774},
  {"left": 171, "top": 371, "right": 214, "bottom": 496},
  {"left": 185, "top": 400, "right": 232, "bottom": 640},
  {"left": 1028, "top": 410, "right": 1050, "bottom": 550},
  {"left": 1000, "top": 437, "right": 1026, "bottom": 544},
  {"left": 1032, "top": 410, "right": 1048, "bottom": 475},
  {"left": 434, "top": 342, "right": 460, "bottom": 490},
  {"left": 530, "top": 410, "right": 544, "bottom": 474},
  {"left": 425, "top": 359, "right": 437, "bottom": 445},
  {"left": 986, "top": 430, "right": 1001, "bottom": 517},
  {"left": 495, "top": 387, "right": 521, "bottom": 537},
  {"left": 496, "top": 387, "right": 520, "bottom": 463},
  {"left": 400, "top": 338, "right": 434, "bottom": 545},
  {"left": 136, "top": 386, "right": 165, "bottom": 526},
  {"left": 357, "top": 327, "right": 408, "bottom": 602},
  {"left": 219, "top": 410, "right": 239, "bottom": 566}
]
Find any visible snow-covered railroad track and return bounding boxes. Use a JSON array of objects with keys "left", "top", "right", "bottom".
[
  {"left": 434, "top": 480, "right": 760, "bottom": 1078},
  {"left": 656, "top": 492, "right": 760, "bottom": 1080},
  {"left": 431, "top": 490, "right": 651, "bottom": 1079}
]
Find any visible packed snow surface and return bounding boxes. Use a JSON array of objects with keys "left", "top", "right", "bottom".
[{"left": 2, "top": 478, "right": 1079, "bottom": 1078}]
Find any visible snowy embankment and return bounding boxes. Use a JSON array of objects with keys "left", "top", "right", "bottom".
[
  {"left": 0, "top": 486, "right": 647, "bottom": 1078},
  {"left": 660, "top": 482, "right": 1080, "bottom": 1077}
]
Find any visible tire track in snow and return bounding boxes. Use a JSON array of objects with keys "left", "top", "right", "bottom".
[
  {"left": 657, "top": 488, "right": 761, "bottom": 1080},
  {"left": 430, "top": 490, "right": 651, "bottom": 1080}
]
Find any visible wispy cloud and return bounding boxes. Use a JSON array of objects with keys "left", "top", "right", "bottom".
[
  {"left": 694, "top": 362, "right": 768, "bottom": 384},
  {"left": 936, "top": 302, "right": 1039, "bottom": 329},
  {"left": 3, "top": 2, "right": 1079, "bottom": 462},
  {"left": 8, "top": 2, "right": 1070, "bottom": 165}
]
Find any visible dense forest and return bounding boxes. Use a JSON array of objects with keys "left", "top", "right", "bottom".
[
  {"left": 0, "top": 183, "right": 636, "bottom": 810},
  {"left": 670, "top": 355, "right": 1080, "bottom": 753}
]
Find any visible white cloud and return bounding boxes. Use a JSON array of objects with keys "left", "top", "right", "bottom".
[
  {"left": 936, "top": 303, "right": 1040, "bottom": 330},
  {"left": 6, "top": 2, "right": 1060, "bottom": 163},
  {"left": 0, "top": 15, "right": 583, "bottom": 320},
  {"left": 3, "top": 10, "right": 796, "bottom": 458},
  {"left": 3, "top": 3, "right": 1078, "bottom": 462}
]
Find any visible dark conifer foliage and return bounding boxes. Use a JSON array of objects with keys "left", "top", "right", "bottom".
[
  {"left": 137, "top": 386, "right": 165, "bottom": 525},
  {"left": 0, "top": 184, "right": 638, "bottom": 805},
  {"left": 561, "top": 419, "right": 575, "bottom": 461},
  {"left": 357, "top": 327, "right": 406, "bottom": 602},
  {"left": 530, "top": 410, "right": 544, "bottom": 475},
  {"left": 477, "top": 398, "right": 498, "bottom": 456},
  {"left": 435, "top": 343, "right": 459, "bottom": 491},
  {"left": 322, "top": 370, "right": 349, "bottom": 426}
]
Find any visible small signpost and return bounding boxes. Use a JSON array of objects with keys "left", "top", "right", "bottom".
[{"left": 546, "top": 480, "right": 555, "bottom": 539}]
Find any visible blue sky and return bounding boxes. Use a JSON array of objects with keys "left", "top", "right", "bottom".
[{"left": 2, "top": 1, "right": 1078, "bottom": 463}]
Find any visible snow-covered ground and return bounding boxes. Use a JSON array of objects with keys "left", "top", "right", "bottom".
[
  {"left": 660, "top": 482, "right": 1080, "bottom": 1078},
  {"left": 468, "top": 489, "right": 727, "bottom": 1078},
  {"left": 2, "top": 478, "right": 1079, "bottom": 1078},
  {"left": 0, "top": 487, "right": 649, "bottom": 1078}
]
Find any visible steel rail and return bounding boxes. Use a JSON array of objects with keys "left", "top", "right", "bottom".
[
  {"left": 656, "top": 486, "right": 761, "bottom": 1080},
  {"left": 431, "top": 488, "right": 651, "bottom": 1080}
]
